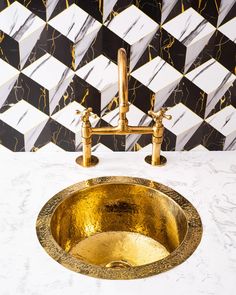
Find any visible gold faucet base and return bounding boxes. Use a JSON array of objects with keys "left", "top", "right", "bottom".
[
  {"left": 145, "top": 155, "right": 167, "bottom": 166},
  {"left": 75, "top": 155, "right": 99, "bottom": 167}
]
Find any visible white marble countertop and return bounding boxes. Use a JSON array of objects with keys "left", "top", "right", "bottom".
[{"left": 0, "top": 151, "right": 235, "bottom": 295}]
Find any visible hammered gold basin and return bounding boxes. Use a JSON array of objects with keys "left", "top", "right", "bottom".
[{"left": 36, "top": 176, "right": 202, "bottom": 280}]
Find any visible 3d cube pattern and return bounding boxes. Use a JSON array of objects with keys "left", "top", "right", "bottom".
[{"left": 0, "top": 0, "right": 235, "bottom": 152}]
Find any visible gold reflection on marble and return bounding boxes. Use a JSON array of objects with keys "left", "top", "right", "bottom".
[{"left": 36, "top": 176, "right": 202, "bottom": 280}]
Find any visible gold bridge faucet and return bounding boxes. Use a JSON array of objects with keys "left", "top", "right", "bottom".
[{"left": 76, "top": 48, "right": 172, "bottom": 167}]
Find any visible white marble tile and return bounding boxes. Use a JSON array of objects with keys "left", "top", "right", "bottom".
[
  {"left": 76, "top": 55, "right": 117, "bottom": 92},
  {"left": 137, "top": 143, "right": 152, "bottom": 153},
  {"left": 206, "top": 105, "right": 236, "bottom": 150},
  {"left": 0, "top": 100, "right": 48, "bottom": 134},
  {"left": 190, "top": 144, "right": 209, "bottom": 151},
  {"left": 0, "top": 59, "right": 19, "bottom": 108},
  {"left": 224, "top": 132, "right": 236, "bottom": 150},
  {"left": 46, "top": 0, "right": 60, "bottom": 20},
  {"left": 49, "top": 4, "right": 102, "bottom": 69},
  {"left": 103, "top": 0, "right": 118, "bottom": 22},
  {"left": 106, "top": 5, "right": 158, "bottom": 70},
  {"left": 22, "top": 53, "right": 74, "bottom": 114},
  {"left": 163, "top": 8, "right": 215, "bottom": 47},
  {"left": 22, "top": 53, "right": 73, "bottom": 90},
  {"left": 19, "top": 27, "right": 45, "bottom": 69},
  {"left": 163, "top": 8, "right": 215, "bottom": 72},
  {"left": 0, "top": 2, "right": 44, "bottom": 42},
  {"left": 52, "top": 101, "right": 97, "bottom": 133},
  {"left": 131, "top": 56, "right": 182, "bottom": 110},
  {"left": 49, "top": 4, "right": 101, "bottom": 43},
  {"left": 106, "top": 5, "right": 158, "bottom": 45},
  {"left": 164, "top": 103, "right": 203, "bottom": 135},
  {"left": 0, "top": 144, "right": 12, "bottom": 152},
  {"left": 164, "top": 103, "right": 203, "bottom": 150},
  {"left": 218, "top": 17, "right": 236, "bottom": 43},
  {"left": 52, "top": 101, "right": 99, "bottom": 150},
  {"left": 161, "top": 0, "right": 178, "bottom": 23},
  {"left": 186, "top": 58, "right": 235, "bottom": 94},
  {"left": 37, "top": 142, "right": 64, "bottom": 152},
  {"left": 76, "top": 55, "right": 118, "bottom": 110},
  {"left": 73, "top": 29, "right": 100, "bottom": 69},
  {"left": 0, "top": 2, "right": 45, "bottom": 69},
  {"left": 217, "top": 0, "right": 235, "bottom": 26},
  {"left": 0, "top": 100, "right": 48, "bottom": 151},
  {"left": 131, "top": 56, "right": 182, "bottom": 92},
  {"left": 206, "top": 105, "right": 236, "bottom": 136},
  {"left": 186, "top": 58, "right": 235, "bottom": 117},
  {"left": 184, "top": 32, "right": 214, "bottom": 72},
  {"left": 0, "top": 151, "right": 236, "bottom": 294},
  {"left": 92, "top": 143, "right": 112, "bottom": 152},
  {"left": 129, "top": 31, "right": 156, "bottom": 71}
]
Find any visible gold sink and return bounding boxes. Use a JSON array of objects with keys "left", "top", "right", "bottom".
[{"left": 36, "top": 176, "right": 202, "bottom": 280}]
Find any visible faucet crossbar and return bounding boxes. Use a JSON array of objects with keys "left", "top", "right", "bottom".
[{"left": 76, "top": 48, "right": 172, "bottom": 168}]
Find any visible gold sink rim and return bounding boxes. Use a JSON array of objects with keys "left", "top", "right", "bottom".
[{"left": 36, "top": 176, "right": 202, "bottom": 280}]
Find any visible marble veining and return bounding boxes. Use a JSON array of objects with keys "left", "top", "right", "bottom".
[
  {"left": 0, "top": 100, "right": 48, "bottom": 134},
  {"left": 206, "top": 105, "right": 236, "bottom": 136},
  {"left": 0, "top": 1, "right": 235, "bottom": 152},
  {"left": 161, "top": 0, "right": 178, "bottom": 23},
  {"left": 164, "top": 103, "right": 203, "bottom": 135},
  {"left": 105, "top": 5, "right": 159, "bottom": 70},
  {"left": 49, "top": 4, "right": 101, "bottom": 43},
  {"left": 0, "top": 1, "right": 45, "bottom": 69},
  {"left": 0, "top": 59, "right": 19, "bottom": 108},
  {"left": 46, "top": 0, "right": 60, "bottom": 21},
  {"left": 0, "top": 100, "right": 49, "bottom": 151},
  {"left": 106, "top": 5, "right": 158, "bottom": 45},
  {"left": 103, "top": 0, "right": 118, "bottom": 22},
  {"left": 0, "top": 151, "right": 235, "bottom": 294},
  {"left": 164, "top": 103, "right": 203, "bottom": 150},
  {"left": 218, "top": 17, "right": 236, "bottom": 43},
  {"left": 22, "top": 53, "right": 74, "bottom": 90},
  {"left": 76, "top": 55, "right": 118, "bottom": 92},
  {"left": 131, "top": 56, "right": 182, "bottom": 93},
  {"left": 186, "top": 59, "right": 235, "bottom": 94},
  {"left": 52, "top": 101, "right": 98, "bottom": 133},
  {"left": 0, "top": 2, "right": 44, "bottom": 42},
  {"left": 217, "top": 0, "right": 235, "bottom": 26},
  {"left": 163, "top": 8, "right": 215, "bottom": 47}
]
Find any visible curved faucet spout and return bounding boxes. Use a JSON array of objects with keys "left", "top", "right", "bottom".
[
  {"left": 118, "top": 48, "right": 129, "bottom": 129},
  {"left": 76, "top": 48, "right": 172, "bottom": 168}
]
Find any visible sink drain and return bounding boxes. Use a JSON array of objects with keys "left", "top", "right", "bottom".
[
  {"left": 36, "top": 176, "right": 203, "bottom": 279},
  {"left": 105, "top": 260, "right": 132, "bottom": 269}
]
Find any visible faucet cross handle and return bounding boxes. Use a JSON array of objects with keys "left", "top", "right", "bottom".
[
  {"left": 76, "top": 108, "right": 97, "bottom": 122},
  {"left": 148, "top": 107, "right": 172, "bottom": 124}
]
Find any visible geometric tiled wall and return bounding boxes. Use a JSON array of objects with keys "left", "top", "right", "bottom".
[{"left": 0, "top": 0, "right": 235, "bottom": 152}]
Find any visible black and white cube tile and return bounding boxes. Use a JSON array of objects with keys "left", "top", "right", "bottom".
[
  {"left": 50, "top": 100, "right": 99, "bottom": 151},
  {"left": 0, "top": 2, "right": 45, "bottom": 69},
  {"left": 75, "top": 54, "right": 118, "bottom": 116},
  {"left": 48, "top": 3, "right": 102, "bottom": 70},
  {"left": 21, "top": 53, "right": 74, "bottom": 115},
  {"left": 0, "top": 0, "right": 235, "bottom": 152}
]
